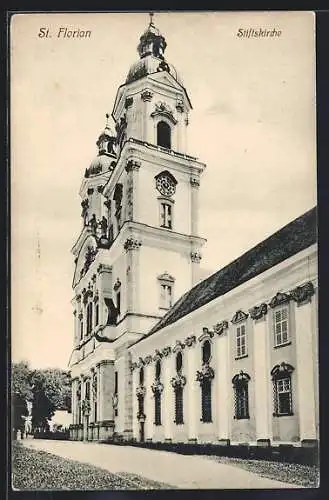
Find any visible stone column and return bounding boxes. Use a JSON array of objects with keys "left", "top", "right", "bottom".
[
  {"left": 190, "top": 177, "right": 200, "bottom": 236},
  {"left": 215, "top": 324, "right": 230, "bottom": 443},
  {"left": 125, "top": 160, "right": 141, "bottom": 223},
  {"left": 124, "top": 237, "right": 142, "bottom": 319},
  {"left": 144, "top": 362, "right": 154, "bottom": 442},
  {"left": 291, "top": 282, "right": 317, "bottom": 443},
  {"left": 99, "top": 360, "right": 115, "bottom": 422},
  {"left": 132, "top": 367, "right": 139, "bottom": 440},
  {"left": 187, "top": 341, "right": 199, "bottom": 442},
  {"left": 250, "top": 304, "right": 272, "bottom": 444},
  {"left": 163, "top": 351, "right": 173, "bottom": 442}
]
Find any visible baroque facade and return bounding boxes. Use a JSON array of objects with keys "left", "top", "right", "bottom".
[{"left": 68, "top": 17, "right": 318, "bottom": 448}]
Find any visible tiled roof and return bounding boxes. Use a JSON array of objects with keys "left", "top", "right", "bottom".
[{"left": 148, "top": 207, "right": 317, "bottom": 336}]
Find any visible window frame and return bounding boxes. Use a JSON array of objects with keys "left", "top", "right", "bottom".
[
  {"left": 201, "top": 378, "right": 212, "bottom": 423},
  {"left": 156, "top": 120, "right": 172, "bottom": 149},
  {"left": 273, "top": 305, "right": 290, "bottom": 348},
  {"left": 232, "top": 372, "right": 251, "bottom": 420},
  {"left": 271, "top": 363, "right": 294, "bottom": 417},
  {"left": 154, "top": 391, "right": 162, "bottom": 426},
  {"left": 235, "top": 323, "right": 248, "bottom": 359},
  {"left": 175, "top": 386, "right": 184, "bottom": 425}
]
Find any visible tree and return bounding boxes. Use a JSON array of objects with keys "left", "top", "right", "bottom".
[{"left": 12, "top": 361, "right": 33, "bottom": 437}]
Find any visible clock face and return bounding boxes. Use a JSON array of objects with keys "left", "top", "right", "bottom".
[{"left": 156, "top": 174, "right": 176, "bottom": 197}]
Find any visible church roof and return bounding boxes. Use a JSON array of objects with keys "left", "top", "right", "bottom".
[{"left": 148, "top": 207, "right": 317, "bottom": 336}]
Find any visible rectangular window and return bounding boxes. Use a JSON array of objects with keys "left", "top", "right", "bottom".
[
  {"left": 236, "top": 324, "right": 247, "bottom": 358},
  {"left": 114, "top": 371, "right": 118, "bottom": 394},
  {"left": 234, "top": 385, "right": 249, "bottom": 419},
  {"left": 175, "top": 387, "right": 184, "bottom": 424},
  {"left": 80, "top": 320, "right": 83, "bottom": 340},
  {"left": 201, "top": 380, "right": 212, "bottom": 423},
  {"left": 116, "top": 292, "right": 121, "bottom": 316},
  {"left": 273, "top": 307, "right": 289, "bottom": 347},
  {"left": 160, "top": 203, "right": 172, "bottom": 229},
  {"left": 154, "top": 392, "right": 161, "bottom": 425},
  {"left": 138, "top": 395, "right": 144, "bottom": 415},
  {"left": 160, "top": 284, "right": 172, "bottom": 309},
  {"left": 275, "top": 377, "right": 292, "bottom": 415},
  {"left": 94, "top": 401, "right": 97, "bottom": 422}
]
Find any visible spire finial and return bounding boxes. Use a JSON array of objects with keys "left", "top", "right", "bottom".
[
  {"left": 149, "top": 12, "right": 154, "bottom": 26},
  {"left": 105, "top": 113, "right": 110, "bottom": 128}
]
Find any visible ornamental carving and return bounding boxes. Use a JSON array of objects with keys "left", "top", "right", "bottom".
[
  {"left": 77, "top": 382, "right": 82, "bottom": 399},
  {"left": 144, "top": 355, "right": 153, "bottom": 365},
  {"left": 92, "top": 373, "right": 97, "bottom": 394},
  {"left": 125, "top": 97, "right": 133, "bottom": 108},
  {"left": 97, "top": 263, "right": 112, "bottom": 274},
  {"left": 136, "top": 385, "right": 146, "bottom": 397},
  {"left": 232, "top": 371, "right": 251, "bottom": 386},
  {"left": 213, "top": 320, "right": 228, "bottom": 336},
  {"left": 269, "top": 291, "right": 291, "bottom": 309},
  {"left": 173, "top": 340, "right": 185, "bottom": 353},
  {"left": 78, "top": 311, "right": 83, "bottom": 320},
  {"left": 157, "top": 60, "right": 170, "bottom": 74},
  {"left": 130, "top": 362, "right": 138, "bottom": 372},
  {"left": 161, "top": 346, "right": 171, "bottom": 357},
  {"left": 151, "top": 378, "right": 164, "bottom": 394},
  {"left": 196, "top": 363, "right": 215, "bottom": 384},
  {"left": 157, "top": 272, "right": 175, "bottom": 283},
  {"left": 83, "top": 246, "right": 97, "bottom": 275},
  {"left": 231, "top": 310, "right": 249, "bottom": 324},
  {"left": 81, "top": 399, "right": 91, "bottom": 415},
  {"left": 124, "top": 238, "right": 142, "bottom": 251},
  {"left": 190, "top": 177, "right": 200, "bottom": 188},
  {"left": 112, "top": 393, "right": 118, "bottom": 409},
  {"left": 137, "top": 357, "right": 145, "bottom": 368},
  {"left": 153, "top": 349, "right": 163, "bottom": 362},
  {"left": 125, "top": 159, "right": 141, "bottom": 172},
  {"left": 115, "top": 114, "right": 127, "bottom": 149},
  {"left": 198, "top": 327, "right": 214, "bottom": 342},
  {"left": 184, "top": 335, "right": 196, "bottom": 347},
  {"left": 176, "top": 98, "right": 185, "bottom": 113},
  {"left": 171, "top": 373, "right": 187, "bottom": 390},
  {"left": 82, "top": 288, "right": 93, "bottom": 304},
  {"left": 249, "top": 303, "right": 268, "bottom": 320},
  {"left": 81, "top": 198, "right": 89, "bottom": 224},
  {"left": 151, "top": 102, "right": 177, "bottom": 125},
  {"left": 93, "top": 291, "right": 99, "bottom": 303},
  {"left": 270, "top": 362, "right": 294, "bottom": 379},
  {"left": 290, "top": 281, "right": 315, "bottom": 305},
  {"left": 191, "top": 251, "right": 202, "bottom": 263},
  {"left": 141, "top": 89, "right": 153, "bottom": 102}
]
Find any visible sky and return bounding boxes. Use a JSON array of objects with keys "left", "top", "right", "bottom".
[{"left": 11, "top": 11, "right": 316, "bottom": 370}]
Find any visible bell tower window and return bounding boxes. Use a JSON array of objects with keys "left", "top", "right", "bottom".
[
  {"left": 157, "top": 121, "right": 171, "bottom": 149},
  {"left": 160, "top": 202, "right": 172, "bottom": 229},
  {"left": 157, "top": 272, "right": 175, "bottom": 311}
]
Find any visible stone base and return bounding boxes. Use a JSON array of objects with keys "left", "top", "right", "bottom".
[
  {"left": 164, "top": 438, "right": 172, "bottom": 443},
  {"left": 218, "top": 439, "right": 230, "bottom": 446},
  {"left": 188, "top": 438, "right": 197, "bottom": 443},
  {"left": 257, "top": 439, "right": 271, "bottom": 447},
  {"left": 146, "top": 438, "right": 152, "bottom": 443}
]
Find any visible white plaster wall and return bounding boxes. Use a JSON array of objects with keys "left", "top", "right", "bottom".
[{"left": 138, "top": 245, "right": 192, "bottom": 316}]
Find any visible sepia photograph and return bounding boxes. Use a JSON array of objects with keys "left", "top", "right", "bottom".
[{"left": 10, "top": 10, "right": 318, "bottom": 490}]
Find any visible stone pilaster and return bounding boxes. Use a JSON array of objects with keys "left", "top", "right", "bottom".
[
  {"left": 141, "top": 89, "right": 153, "bottom": 142},
  {"left": 125, "top": 160, "right": 141, "bottom": 223},
  {"left": 123, "top": 349, "right": 133, "bottom": 440},
  {"left": 124, "top": 238, "right": 142, "bottom": 318},
  {"left": 163, "top": 353, "right": 173, "bottom": 441},
  {"left": 292, "top": 283, "right": 317, "bottom": 442},
  {"left": 98, "top": 360, "right": 115, "bottom": 422},
  {"left": 250, "top": 304, "right": 272, "bottom": 443},
  {"left": 144, "top": 361, "right": 154, "bottom": 441},
  {"left": 190, "top": 177, "right": 200, "bottom": 235},
  {"left": 187, "top": 343, "right": 198, "bottom": 442},
  {"left": 215, "top": 326, "right": 230, "bottom": 442},
  {"left": 132, "top": 367, "right": 139, "bottom": 440}
]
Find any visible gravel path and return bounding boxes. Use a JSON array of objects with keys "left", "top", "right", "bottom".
[{"left": 20, "top": 440, "right": 301, "bottom": 489}]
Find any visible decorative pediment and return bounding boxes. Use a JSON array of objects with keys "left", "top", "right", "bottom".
[
  {"left": 124, "top": 238, "right": 142, "bottom": 251},
  {"left": 173, "top": 340, "right": 185, "bottom": 353},
  {"left": 151, "top": 101, "right": 177, "bottom": 125},
  {"left": 144, "top": 355, "right": 153, "bottom": 365},
  {"left": 151, "top": 378, "right": 164, "bottom": 394},
  {"left": 271, "top": 362, "right": 294, "bottom": 379},
  {"left": 249, "top": 303, "right": 268, "bottom": 320},
  {"left": 269, "top": 292, "right": 291, "bottom": 309},
  {"left": 196, "top": 363, "right": 215, "bottom": 384},
  {"left": 290, "top": 282, "right": 315, "bottom": 305},
  {"left": 213, "top": 320, "right": 229, "bottom": 336},
  {"left": 198, "top": 327, "right": 214, "bottom": 342},
  {"left": 232, "top": 371, "right": 251, "bottom": 386},
  {"left": 157, "top": 271, "right": 175, "bottom": 283},
  {"left": 161, "top": 346, "right": 172, "bottom": 357},
  {"left": 153, "top": 349, "right": 163, "bottom": 362},
  {"left": 171, "top": 373, "right": 187, "bottom": 390},
  {"left": 137, "top": 357, "right": 145, "bottom": 368},
  {"left": 184, "top": 335, "right": 196, "bottom": 347},
  {"left": 231, "top": 310, "right": 249, "bottom": 324}
]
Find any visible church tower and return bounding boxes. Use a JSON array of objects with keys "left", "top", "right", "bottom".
[{"left": 69, "top": 14, "right": 206, "bottom": 442}]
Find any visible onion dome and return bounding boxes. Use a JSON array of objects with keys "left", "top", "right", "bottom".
[
  {"left": 85, "top": 114, "right": 117, "bottom": 178},
  {"left": 126, "top": 13, "right": 183, "bottom": 86}
]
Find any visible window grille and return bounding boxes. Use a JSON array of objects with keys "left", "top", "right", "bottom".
[
  {"left": 175, "top": 386, "right": 184, "bottom": 424},
  {"left": 154, "top": 392, "right": 161, "bottom": 425},
  {"left": 201, "top": 379, "right": 212, "bottom": 422}
]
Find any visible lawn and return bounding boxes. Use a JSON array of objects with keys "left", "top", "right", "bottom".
[
  {"left": 203, "top": 455, "right": 319, "bottom": 488},
  {"left": 12, "top": 441, "right": 173, "bottom": 490}
]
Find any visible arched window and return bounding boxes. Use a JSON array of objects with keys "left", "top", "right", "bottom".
[
  {"left": 154, "top": 392, "right": 161, "bottom": 425},
  {"left": 95, "top": 304, "right": 99, "bottom": 326},
  {"left": 155, "top": 360, "right": 161, "bottom": 379},
  {"left": 271, "top": 363, "right": 294, "bottom": 416},
  {"left": 157, "top": 121, "right": 171, "bottom": 149},
  {"left": 201, "top": 379, "right": 212, "bottom": 423},
  {"left": 232, "top": 372, "right": 250, "bottom": 420},
  {"left": 86, "top": 303, "right": 93, "bottom": 335},
  {"left": 139, "top": 367, "right": 144, "bottom": 385},
  {"left": 202, "top": 340, "right": 211, "bottom": 364},
  {"left": 175, "top": 386, "right": 184, "bottom": 425}
]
